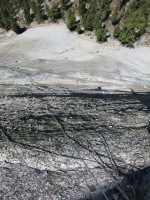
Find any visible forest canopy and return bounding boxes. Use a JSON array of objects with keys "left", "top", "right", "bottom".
[{"left": 0, "top": 0, "right": 150, "bottom": 46}]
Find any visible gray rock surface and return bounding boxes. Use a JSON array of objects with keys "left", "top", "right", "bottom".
[
  {"left": 0, "top": 25, "right": 150, "bottom": 200},
  {"left": 0, "top": 83, "right": 150, "bottom": 200}
]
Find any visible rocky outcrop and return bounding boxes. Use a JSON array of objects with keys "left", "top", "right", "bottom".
[{"left": 0, "top": 84, "right": 150, "bottom": 200}]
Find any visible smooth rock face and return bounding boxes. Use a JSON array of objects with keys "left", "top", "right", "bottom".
[
  {"left": 0, "top": 24, "right": 150, "bottom": 92},
  {"left": 0, "top": 84, "right": 150, "bottom": 200}
]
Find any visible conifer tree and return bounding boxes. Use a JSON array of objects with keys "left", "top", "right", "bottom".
[
  {"left": 11, "top": 18, "right": 22, "bottom": 34},
  {"left": 67, "top": 9, "right": 77, "bottom": 31},
  {"left": 23, "top": 0, "right": 31, "bottom": 24},
  {"left": 113, "top": 25, "right": 120, "bottom": 38},
  {"left": 35, "top": 1, "right": 44, "bottom": 22},
  {"left": 78, "top": 0, "right": 87, "bottom": 16},
  {"left": 82, "top": 12, "right": 94, "bottom": 31},
  {"left": 31, "top": 0, "right": 37, "bottom": 14},
  {"left": 111, "top": 6, "right": 120, "bottom": 25},
  {"left": 96, "top": 27, "right": 107, "bottom": 43},
  {"left": 61, "top": 0, "right": 70, "bottom": 10},
  {"left": 48, "top": 3, "right": 61, "bottom": 22},
  {"left": 0, "top": 8, "right": 10, "bottom": 28},
  {"left": 24, "top": 9, "right": 31, "bottom": 24}
]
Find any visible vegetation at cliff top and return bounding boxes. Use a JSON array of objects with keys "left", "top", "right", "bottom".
[{"left": 0, "top": 0, "right": 150, "bottom": 47}]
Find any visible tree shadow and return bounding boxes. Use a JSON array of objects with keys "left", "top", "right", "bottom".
[{"left": 19, "top": 27, "right": 27, "bottom": 34}]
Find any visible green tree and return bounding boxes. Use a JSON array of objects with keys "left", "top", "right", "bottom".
[
  {"left": 30, "top": 0, "right": 36, "bottom": 14},
  {"left": 61, "top": 0, "right": 70, "bottom": 10},
  {"left": 76, "top": 24, "right": 83, "bottom": 34},
  {"left": 0, "top": 8, "right": 10, "bottom": 28},
  {"left": 93, "top": 12, "right": 102, "bottom": 30},
  {"left": 78, "top": 0, "right": 87, "bottom": 16},
  {"left": 119, "top": 0, "right": 150, "bottom": 46},
  {"left": 67, "top": 9, "right": 77, "bottom": 31},
  {"left": 22, "top": 0, "right": 31, "bottom": 24},
  {"left": 119, "top": 10, "right": 148, "bottom": 46},
  {"left": 111, "top": 6, "right": 120, "bottom": 25},
  {"left": 113, "top": 25, "right": 120, "bottom": 38},
  {"left": 82, "top": 12, "right": 94, "bottom": 31},
  {"left": 35, "top": 1, "right": 44, "bottom": 22},
  {"left": 99, "top": 0, "right": 110, "bottom": 21},
  {"left": 30, "top": 0, "right": 44, "bottom": 22},
  {"left": 11, "top": 18, "right": 22, "bottom": 34},
  {"left": 48, "top": 3, "right": 61, "bottom": 22},
  {"left": 96, "top": 27, "right": 107, "bottom": 43},
  {"left": 24, "top": 9, "right": 31, "bottom": 24}
]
